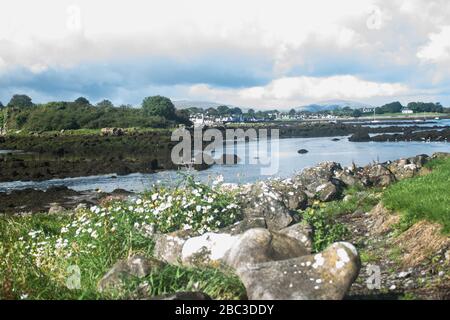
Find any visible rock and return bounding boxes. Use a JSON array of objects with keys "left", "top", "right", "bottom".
[
  {"left": 153, "top": 229, "right": 198, "bottom": 264},
  {"left": 295, "top": 162, "right": 342, "bottom": 197},
  {"left": 361, "top": 164, "right": 396, "bottom": 187},
  {"left": 268, "top": 179, "right": 308, "bottom": 210},
  {"left": 181, "top": 232, "right": 240, "bottom": 267},
  {"left": 407, "top": 154, "right": 429, "bottom": 167},
  {"left": 98, "top": 255, "right": 166, "bottom": 293},
  {"left": 334, "top": 170, "right": 363, "bottom": 188},
  {"left": 348, "top": 130, "right": 371, "bottom": 142},
  {"left": 239, "top": 182, "right": 294, "bottom": 231},
  {"left": 278, "top": 222, "right": 313, "bottom": 253},
  {"left": 48, "top": 203, "right": 66, "bottom": 215},
  {"left": 315, "top": 181, "right": 342, "bottom": 202},
  {"left": 150, "top": 292, "right": 212, "bottom": 300},
  {"left": 331, "top": 138, "right": 340, "bottom": 141},
  {"left": 297, "top": 149, "right": 308, "bottom": 154},
  {"left": 387, "top": 157, "right": 427, "bottom": 181},
  {"left": 224, "top": 228, "right": 311, "bottom": 270},
  {"left": 236, "top": 242, "right": 360, "bottom": 300},
  {"left": 432, "top": 152, "right": 450, "bottom": 159},
  {"left": 219, "top": 218, "right": 267, "bottom": 235}
]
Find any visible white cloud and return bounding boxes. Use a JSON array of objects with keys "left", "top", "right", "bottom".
[
  {"left": 188, "top": 75, "right": 408, "bottom": 107},
  {"left": 1, "top": 0, "right": 450, "bottom": 106},
  {"left": 417, "top": 26, "right": 450, "bottom": 62}
]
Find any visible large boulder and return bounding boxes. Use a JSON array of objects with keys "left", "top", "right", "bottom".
[
  {"left": 239, "top": 182, "right": 294, "bottom": 231},
  {"left": 236, "top": 242, "right": 360, "bottom": 300},
  {"left": 98, "top": 255, "right": 166, "bottom": 293},
  {"left": 224, "top": 228, "right": 312, "bottom": 270}
]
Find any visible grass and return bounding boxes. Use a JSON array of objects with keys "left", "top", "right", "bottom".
[
  {"left": 382, "top": 157, "right": 450, "bottom": 234},
  {"left": 0, "top": 177, "right": 244, "bottom": 300}
]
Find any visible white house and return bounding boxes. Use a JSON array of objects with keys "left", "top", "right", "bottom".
[{"left": 402, "top": 108, "right": 413, "bottom": 114}]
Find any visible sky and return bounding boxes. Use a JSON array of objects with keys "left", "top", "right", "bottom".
[{"left": 1, "top": 0, "right": 450, "bottom": 109}]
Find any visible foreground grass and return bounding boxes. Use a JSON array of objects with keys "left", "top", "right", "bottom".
[
  {"left": 0, "top": 178, "right": 244, "bottom": 300},
  {"left": 383, "top": 157, "right": 450, "bottom": 234}
]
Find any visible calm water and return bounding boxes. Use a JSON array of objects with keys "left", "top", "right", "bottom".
[
  {"left": 0, "top": 135, "right": 448, "bottom": 193},
  {"left": 348, "top": 118, "right": 450, "bottom": 128}
]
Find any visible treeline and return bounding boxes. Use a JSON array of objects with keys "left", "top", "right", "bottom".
[
  {"left": 375, "top": 101, "right": 445, "bottom": 114},
  {"left": 0, "top": 95, "right": 191, "bottom": 132}
]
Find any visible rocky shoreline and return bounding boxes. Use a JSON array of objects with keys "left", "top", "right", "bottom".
[
  {"left": 95, "top": 152, "right": 449, "bottom": 300},
  {"left": 1, "top": 122, "right": 449, "bottom": 183},
  {"left": 0, "top": 186, "right": 133, "bottom": 215}
]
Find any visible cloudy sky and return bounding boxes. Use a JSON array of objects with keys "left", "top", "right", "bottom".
[{"left": 1, "top": 0, "right": 450, "bottom": 108}]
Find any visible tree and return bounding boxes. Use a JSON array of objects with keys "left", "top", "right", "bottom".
[
  {"left": 352, "top": 109, "right": 362, "bottom": 118},
  {"left": 230, "top": 107, "right": 242, "bottom": 115},
  {"left": 0, "top": 101, "right": 4, "bottom": 108},
  {"left": 376, "top": 101, "right": 403, "bottom": 114},
  {"left": 217, "top": 105, "right": 230, "bottom": 115},
  {"left": 247, "top": 108, "right": 255, "bottom": 115},
  {"left": 175, "top": 109, "right": 192, "bottom": 126},
  {"left": 96, "top": 99, "right": 114, "bottom": 108},
  {"left": 206, "top": 107, "right": 218, "bottom": 116},
  {"left": 74, "top": 97, "right": 91, "bottom": 106},
  {"left": 142, "top": 95, "right": 176, "bottom": 120},
  {"left": 7, "top": 94, "right": 33, "bottom": 108},
  {"left": 289, "top": 108, "right": 296, "bottom": 116}
]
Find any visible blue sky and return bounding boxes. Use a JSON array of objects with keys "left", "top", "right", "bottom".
[{"left": 1, "top": 0, "right": 450, "bottom": 109}]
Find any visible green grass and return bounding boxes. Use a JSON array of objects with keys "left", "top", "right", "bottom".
[
  {"left": 383, "top": 157, "right": 450, "bottom": 234},
  {"left": 0, "top": 178, "right": 244, "bottom": 300}
]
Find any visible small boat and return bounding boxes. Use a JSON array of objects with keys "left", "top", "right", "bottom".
[{"left": 435, "top": 117, "right": 440, "bottom": 120}]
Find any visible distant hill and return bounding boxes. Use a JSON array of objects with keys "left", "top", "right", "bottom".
[
  {"left": 173, "top": 99, "right": 372, "bottom": 113},
  {"left": 298, "top": 100, "right": 373, "bottom": 112}
]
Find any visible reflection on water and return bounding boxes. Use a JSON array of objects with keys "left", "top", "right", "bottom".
[{"left": 0, "top": 135, "right": 449, "bottom": 193}]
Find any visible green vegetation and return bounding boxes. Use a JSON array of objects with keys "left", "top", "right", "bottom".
[
  {"left": 301, "top": 207, "right": 349, "bottom": 252},
  {"left": 0, "top": 177, "right": 244, "bottom": 299},
  {"left": 2, "top": 95, "right": 190, "bottom": 133},
  {"left": 299, "top": 187, "right": 380, "bottom": 252},
  {"left": 383, "top": 157, "right": 450, "bottom": 234}
]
